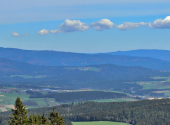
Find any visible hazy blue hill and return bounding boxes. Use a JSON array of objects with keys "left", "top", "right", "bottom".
[
  {"left": 108, "top": 49, "right": 170, "bottom": 61},
  {"left": 0, "top": 58, "right": 167, "bottom": 77},
  {"left": 0, "top": 58, "right": 169, "bottom": 89},
  {"left": 1, "top": 47, "right": 170, "bottom": 70}
]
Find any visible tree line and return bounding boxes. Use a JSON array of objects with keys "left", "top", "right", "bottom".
[
  {"left": 7, "top": 97, "right": 65, "bottom": 125},
  {"left": 2, "top": 97, "right": 170, "bottom": 124},
  {"left": 27, "top": 91, "right": 128, "bottom": 103}
]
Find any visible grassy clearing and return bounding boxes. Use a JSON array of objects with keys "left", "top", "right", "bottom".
[
  {"left": 154, "top": 77, "right": 168, "bottom": 79},
  {"left": 92, "top": 99, "right": 115, "bottom": 102},
  {"left": 92, "top": 98, "right": 137, "bottom": 102},
  {"left": 72, "top": 121, "right": 130, "bottom": 125},
  {"left": 0, "top": 92, "right": 29, "bottom": 105}
]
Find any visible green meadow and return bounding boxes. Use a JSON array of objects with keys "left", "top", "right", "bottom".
[{"left": 72, "top": 121, "right": 130, "bottom": 125}]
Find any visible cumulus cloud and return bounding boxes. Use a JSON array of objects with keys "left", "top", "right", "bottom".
[
  {"left": 25, "top": 33, "right": 29, "bottom": 37},
  {"left": 149, "top": 16, "right": 170, "bottom": 29},
  {"left": 90, "top": 19, "right": 115, "bottom": 31},
  {"left": 50, "top": 19, "right": 89, "bottom": 34},
  {"left": 11, "top": 31, "right": 20, "bottom": 37},
  {"left": 116, "top": 22, "right": 148, "bottom": 30},
  {"left": 38, "top": 29, "right": 49, "bottom": 35}
]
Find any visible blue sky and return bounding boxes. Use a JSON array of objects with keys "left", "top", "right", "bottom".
[{"left": 1, "top": 0, "right": 170, "bottom": 53}]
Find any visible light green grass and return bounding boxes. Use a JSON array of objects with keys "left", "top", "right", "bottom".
[
  {"left": 92, "top": 98, "right": 137, "bottom": 102},
  {"left": 72, "top": 121, "right": 130, "bottom": 125},
  {"left": 155, "top": 77, "right": 168, "bottom": 79},
  {"left": 28, "top": 98, "right": 47, "bottom": 106},
  {"left": 0, "top": 92, "right": 29, "bottom": 105},
  {"left": 92, "top": 99, "right": 115, "bottom": 102}
]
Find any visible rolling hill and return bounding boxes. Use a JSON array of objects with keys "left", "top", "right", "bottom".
[
  {"left": 1, "top": 47, "right": 170, "bottom": 71},
  {"left": 0, "top": 58, "right": 169, "bottom": 90},
  {"left": 107, "top": 49, "right": 170, "bottom": 61}
]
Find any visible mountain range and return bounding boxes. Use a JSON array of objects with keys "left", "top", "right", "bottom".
[
  {"left": 0, "top": 47, "right": 170, "bottom": 71},
  {"left": 107, "top": 49, "right": 170, "bottom": 61}
]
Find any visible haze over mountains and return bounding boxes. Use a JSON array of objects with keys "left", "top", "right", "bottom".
[
  {"left": 0, "top": 47, "right": 170, "bottom": 90},
  {"left": 108, "top": 49, "right": 170, "bottom": 61},
  {"left": 0, "top": 47, "right": 170, "bottom": 71}
]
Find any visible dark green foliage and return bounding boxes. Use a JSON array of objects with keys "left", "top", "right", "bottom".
[
  {"left": 4, "top": 97, "right": 170, "bottom": 124},
  {"left": 7, "top": 97, "right": 66, "bottom": 125},
  {"left": 46, "top": 91, "right": 128, "bottom": 103},
  {"left": 29, "top": 91, "right": 128, "bottom": 103},
  {"left": 26, "top": 90, "right": 44, "bottom": 98},
  {"left": 7, "top": 97, "right": 28, "bottom": 125},
  {"left": 0, "top": 63, "right": 169, "bottom": 91},
  {"left": 23, "top": 100, "right": 38, "bottom": 106},
  {"left": 48, "top": 109, "right": 64, "bottom": 125},
  {"left": 26, "top": 98, "right": 170, "bottom": 125}
]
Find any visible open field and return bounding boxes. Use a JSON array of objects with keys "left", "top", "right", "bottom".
[
  {"left": 0, "top": 91, "right": 61, "bottom": 112},
  {"left": 72, "top": 121, "right": 130, "bottom": 125},
  {"left": 92, "top": 98, "right": 137, "bottom": 102}
]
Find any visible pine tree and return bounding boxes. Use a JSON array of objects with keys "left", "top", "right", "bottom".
[
  {"left": 38, "top": 112, "right": 47, "bottom": 124},
  {"left": 8, "top": 97, "right": 28, "bottom": 125},
  {"left": 48, "top": 108, "right": 65, "bottom": 125},
  {"left": 29, "top": 112, "right": 38, "bottom": 125}
]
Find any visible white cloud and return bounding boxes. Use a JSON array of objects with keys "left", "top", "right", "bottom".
[
  {"left": 90, "top": 19, "right": 115, "bottom": 31},
  {"left": 116, "top": 22, "right": 148, "bottom": 30},
  {"left": 149, "top": 16, "right": 170, "bottom": 29},
  {"left": 11, "top": 31, "right": 20, "bottom": 37},
  {"left": 25, "top": 33, "right": 29, "bottom": 37},
  {"left": 38, "top": 29, "right": 49, "bottom": 35},
  {"left": 50, "top": 19, "right": 89, "bottom": 34},
  {"left": 50, "top": 30, "right": 61, "bottom": 34}
]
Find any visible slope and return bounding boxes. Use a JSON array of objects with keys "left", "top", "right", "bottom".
[{"left": 1, "top": 47, "right": 170, "bottom": 71}]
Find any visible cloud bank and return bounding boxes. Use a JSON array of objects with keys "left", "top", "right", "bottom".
[
  {"left": 11, "top": 31, "right": 20, "bottom": 37},
  {"left": 116, "top": 22, "right": 148, "bottom": 30},
  {"left": 149, "top": 16, "right": 170, "bottom": 29},
  {"left": 90, "top": 19, "right": 115, "bottom": 31},
  {"left": 38, "top": 29, "right": 49, "bottom": 35},
  {"left": 50, "top": 19, "right": 89, "bottom": 34}
]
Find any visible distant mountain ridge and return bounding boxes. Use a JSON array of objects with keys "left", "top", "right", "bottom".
[
  {"left": 1, "top": 47, "right": 170, "bottom": 71},
  {"left": 107, "top": 49, "right": 170, "bottom": 61}
]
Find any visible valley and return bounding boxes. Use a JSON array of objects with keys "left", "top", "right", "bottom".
[{"left": 0, "top": 48, "right": 170, "bottom": 124}]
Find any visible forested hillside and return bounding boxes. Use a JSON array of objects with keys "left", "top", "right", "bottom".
[
  {"left": 0, "top": 61, "right": 169, "bottom": 90},
  {"left": 1, "top": 99, "right": 170, "bottom": 125},
  {"left": 27, "top": 91, "right": 128, "bottom": 103}
]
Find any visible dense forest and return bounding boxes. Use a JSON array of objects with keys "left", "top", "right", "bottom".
[
  {"left": 1, "top": 98, "right": 170, "bottom": 125},
  {"left": 27, "top": 91, "right": 128, "bottom": 103},
  {"left": 0, "top": 63, "right": 168, "bottom": 91}
]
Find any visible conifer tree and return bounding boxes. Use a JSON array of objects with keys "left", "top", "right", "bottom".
[
  {"left": 8, "top": 97, "right": 28, "bottom": 125},
  {"left": 38, "top": 112, "right": 47, "bottom": 124},
  {"left": 48, "top": 108, "right": 65, "bottom": 125},
  {"left": 8, "top": 97, "right": 65, "bottom": 125}
]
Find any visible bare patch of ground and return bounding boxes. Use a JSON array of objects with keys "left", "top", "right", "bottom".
[
  {"left": 153, "top": 91, "right": 169, "bottom": 93},
  {"left": 5, "top": 105, "right": 15, "bottom": 109},
  {"left": 123, "top": 99, "right": 137, "bottom": 101},
  {"left": 0, "top": 107, "right": 7, "bottom": 112}
]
